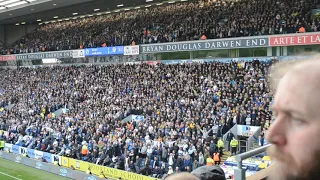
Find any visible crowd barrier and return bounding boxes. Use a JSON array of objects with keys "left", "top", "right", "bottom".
[
  {"left": 0, "top": 130, "right": 155, "bottom": 180},
  {"left": 61, "top": 157, "right": 155, "bottom": 180},
  {"left": 0, "top": 151, "right": 103, "bottom": 180},
  {"left": 2, "top": 141, "right": 156, "bottom": 180}
]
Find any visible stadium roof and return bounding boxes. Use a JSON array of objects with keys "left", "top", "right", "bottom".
[
  {"left": 0, "top": 0, "right": 174, "bottom": 25},
  {"left": 0, "top": 0, "right": 36, "bottom": 10}
]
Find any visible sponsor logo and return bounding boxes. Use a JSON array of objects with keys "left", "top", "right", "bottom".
[
  {"left": 124, "top": 45, "right": 139, "bottom": 55},
  {"left": 59, "top": 169, "right": 68, "bottom": 176},
  {"left": 76, "top": 161, "right": 80, "bottom": 169},
  {"left": 270, "top": 33, "right": 320, "bottom": 46},
  {"left": 34, "top": 150, "right": 43, "bottom": 159},
  {"left": 43, "top": 153, "right": 51, "bottom": 162},
  {"left": 27, "top": 149, "right": 35, "bottom": 158},
  {"left": 36, "top": 162, "right": 43, "bottom": 169},
  {"left": 0, "top": 55, "right": 16, "bottom": 61},
  {"left": 15, "top": 156, "right": 21, "bottom": 163},
  {"left": 12, "top": 145, "right": 19, "bottom": 153},
  {"left": 53, "top": 155, "right": 59, "bottom": 162},
  {"left": 73, "top": 50, "right": 85, "bottom": 58},
  {"left": 125, "top": 47, "right": 130, "bottom": 54},
  {"left": 85, "top": 176, "right": 97, "bottom": 180},
  {"left": 20, "top": 147, "right": 27, "bottom": 155}
]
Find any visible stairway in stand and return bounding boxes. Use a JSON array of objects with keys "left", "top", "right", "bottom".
[{"left": 220, "top": 150, "right": 231, "bottom": 164}]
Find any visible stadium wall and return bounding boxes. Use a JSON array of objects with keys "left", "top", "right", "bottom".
[
  {"left": 0, "top": 151, "right": 105, "bottom": 180},
  {"left": 4, "top": 23, "right": 38, "bottom": 46},
  {"left": 2, "top": 140, "right": 157, "bottom": 180}
]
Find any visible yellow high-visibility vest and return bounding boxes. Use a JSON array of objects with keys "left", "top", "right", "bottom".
[
  {"left": 230, "top": 139, "right": 238, "bottom": 147},
  {"left": 0, "top": 141, "right": 5, "bottom": 148},
  {"left": 206, "top": 158, "right": 214, "bottom": 166},
  {"left": 218, "top": 140, "right": 224, "bottom": 148}
]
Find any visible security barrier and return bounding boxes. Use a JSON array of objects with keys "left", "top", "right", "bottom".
[
  {"left": 64, "top": 157, "right": 156, "bottom": 180},
  {"left": 234, "top": 144, "right": 271, "bottom": 180},
  {"left": 0, "top": 150, "right": 103, "bottom": 180},
  {"left": 3, "top": 142, "right": 156, "bottom": 180}
]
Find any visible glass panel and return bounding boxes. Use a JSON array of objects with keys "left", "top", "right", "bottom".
[
  {"left": 287, "top": 45, "right": 320, "bottom": 55},
  {"left": 239, "top": 48, "right": 253, "bottom": 57},
  {"left": 239, "top": 48, "right": 267, "bottom": 57},
  {"left": 193, "top": 49, "right": 229, "bottom": 58},
  {"left": 159, "top": 51, "right": 190, "bottom": 60},
  {"left": 272, "top": 47, "right": 277, "bottom": 56},
  {"left": 253, "top": 48, "right": 267, "bottom": 57}
]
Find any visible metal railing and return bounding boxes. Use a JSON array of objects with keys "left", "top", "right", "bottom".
[
  {"left": 234, "top": 144, "right": 271, "bottom": 180},
  {"left": 239, "top": 139, "right": 260, "bottom": 152}
]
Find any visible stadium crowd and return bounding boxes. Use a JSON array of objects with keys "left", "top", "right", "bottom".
[
  {"left": 0, "top": 60, "right": 274, "bottom": 178},
  {"left": 1, "top": 0, "right": 319, "bottom": 55}
]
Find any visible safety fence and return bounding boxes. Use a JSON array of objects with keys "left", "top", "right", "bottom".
[
  {"left": 1, "top": 140, "right": 155, "bottom": 180},
  {"left": 234, "top": 144, "right": 271, "bottom": 180},
  {"left": 0, "top": 150, "right": 104, "bottom": 180}
]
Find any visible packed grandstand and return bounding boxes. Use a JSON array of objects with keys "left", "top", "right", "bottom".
[
  {"left": 0, "top": 59, "right": 274, "bottom": 178},
  {"left": 1, "top": 0, "right": 319, "bottom": 55},
  {"left": 0, "top": 0, "right": 319, "bottom": 179}
]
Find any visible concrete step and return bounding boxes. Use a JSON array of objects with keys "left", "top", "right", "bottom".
[{"left": 220, "top": 151, "right": 231, "bottom": 164}]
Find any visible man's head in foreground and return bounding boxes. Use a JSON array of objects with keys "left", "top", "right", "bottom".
[{"left": 267, "top": 57, "right": 320, "bottom": 180}]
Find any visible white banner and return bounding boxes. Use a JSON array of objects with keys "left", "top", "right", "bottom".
[
  {"left": 132, "top": 115, "right": 144, "bottom": 122},
  {"left": 123, "top": 61, "right": 141, "bottom": 65},
  {"left": 34, "top": 150, "right": 44, "bottom": 159},
  {"left": 51, "top": 154, "right": 62, "bottom": 165},
  {"left": 72, "top": 50, "right": 85, "bottom": 58},
  {"left": 124, "top": 45, "right": 140, "bottom": 55},
  {"left": 237, "top": 125, "right": 260, "bottom": 137},
  {"left": 4, "top": 143, "right": 12, "bottom": 152}
]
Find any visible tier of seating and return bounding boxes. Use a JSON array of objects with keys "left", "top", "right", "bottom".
[
  {"left": 0, "top": 60, "right": 274, "bottom": 178},
  {"left": 1, "top": 0, "right": 319, "bottom": 55}
]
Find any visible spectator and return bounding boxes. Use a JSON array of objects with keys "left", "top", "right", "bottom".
[
  {"left": 0, "top": 59, "right": 276, "bottom": 178},
  {"left": 1, "top": 0, "right": 319, "bottom": 55},
  {"left": 266, "top": 58, "right": 320, "bottom": 180}
]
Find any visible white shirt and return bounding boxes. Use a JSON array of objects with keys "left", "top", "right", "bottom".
[
  {"left": 233, "top": 115, "right": 237, "bottom": 124},
  {"left": 148, "top": 126, "right": 154, "bottom": 134},
  {"left": 212, "top": 125, "right": 219, "bottom": 134},
  {"left": 246, "top": 117, "right": 251, "bottom": 125},
  {"left": 183, "top": 144, "right": 188, "bottom": 151},
  {"left": 169, "top": 156, "right": 174, "bottom": 165},
  {"left": 167, "top": 141, "right": 176, "bottom": 147},
  {"left": 147, "top": 148, "right": 153, "bottom": 154}
]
